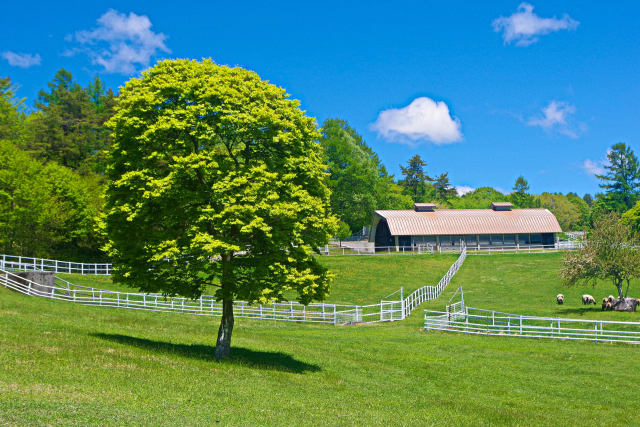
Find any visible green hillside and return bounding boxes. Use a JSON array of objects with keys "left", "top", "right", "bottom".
[{"left": 2, "top": 284, "right": 640, "bottom": 426}]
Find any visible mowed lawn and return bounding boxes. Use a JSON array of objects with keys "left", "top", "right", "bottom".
[
  {"left": 57, "top": 254, "right": 458, "bottom": 305},
  {"left": 2, "top": 286, "right": 640, "bottom": 426},
  {"left": 427, "top": 252, "right": 640, "bottom": 321}
]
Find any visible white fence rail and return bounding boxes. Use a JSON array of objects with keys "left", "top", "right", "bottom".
[
  {"left": 424, "top": 305, "right": 640, "bottom": 344},
  {"left": 402, "top": 245, "right": 467, "bottom": 317},
  {"left": 0, "top": 254, "right": 112, "bottom": 275},
  {"left": 0, "top": 246, "right": 467, "bottom": 324},
  {"left": 0, "top": 268, "right": 405, "bottom": 324},
  {"left": 318, "top": 243, "right": 577, "bottom": 256}
]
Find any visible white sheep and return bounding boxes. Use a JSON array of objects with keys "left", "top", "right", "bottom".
[
  {"left": 608, "top": 295, "right": 616, "bottom": 303},
  {"left": 582, "top": 294, "right": 596, "bottom": 305},
  {"left": 556, "top": 294, "right": 564, "bottom": 305}
]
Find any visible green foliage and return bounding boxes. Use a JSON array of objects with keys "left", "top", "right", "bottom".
[
  {"left": 399, "top": 154, "right": 434, "bottom": 202},
  {"left": 561, "top": 213, "right": 640, "bottom": 298},
  {"left": 0, "top": 77, "right": 26, "bottom": 142},
  {"left": 374, "top": 166, "right": 413, "bottom": 210},
  {"left": 537, "top": 193, "right": 590, "bottom": 231},
  {"left": 596, "top": 143, "right": 640, "bottom": 212},
  {"left": 0, "top": 140, "right": 101, "bottom": 259},
  {"left": 622, "top": 200, "right": 640, "bottom": 233},
  {"left": 335, "top": 220, "right": 352, "bottom": 242},
  {"left": 451, "top": 187, "right": 507, "bottom": 209},
  {"left": 21, "top": 69, "right": 115, "bottom": 173},
  {"left": 319, "top": 119, "right": 379, "bottom": 232},
  {"left": 583, "top": 193, "right": 594, "bottom": 206},
  {"left": 103, "top": 59, "right": 337, "bottom": 308}
]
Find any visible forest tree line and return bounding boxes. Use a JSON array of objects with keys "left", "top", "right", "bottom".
[{"left": 1, "top": 70, "right": 639, "bottom": 259}]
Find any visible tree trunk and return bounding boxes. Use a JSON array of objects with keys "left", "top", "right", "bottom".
[
  {"left": 215, "top": 253, "right": 234, "bottom": 359},
  {"left": 615, "top": 279, "right": 624, "bottom": 300},
  {"left": 214, "top": 298, "right": 234, "bottom": 359}
]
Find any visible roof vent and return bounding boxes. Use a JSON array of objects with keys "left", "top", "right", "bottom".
[
  {"left": 491, "top": 202, "right": 513, "bottom": 211},
  {"left": 414, "top": 203, "right": 436, "bottom": 212}
]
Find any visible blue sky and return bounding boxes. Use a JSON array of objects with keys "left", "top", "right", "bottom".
[{"left": 2, "top": 1, "right": 638, "bottom": 196}]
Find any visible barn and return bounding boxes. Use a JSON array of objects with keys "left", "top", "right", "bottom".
[{"left": 370, "top": 202, "right": 562, "bottom": 251}]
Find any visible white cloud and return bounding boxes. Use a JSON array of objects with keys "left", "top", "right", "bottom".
[
  {"left": 527, "top": 101, "right": 581, "bottom": 138},
  {"left": 456, "top": 186, "right": 475, "bottom": 196},
  {"left": 1, "top": 51, "right": 41, "bottom": 68},
  {"left": 581, "top": 159, "right": 608, "bottom": 177},
  {"left": 67, "top": 9, "right": 170, "bottom": 74},
  {"left": 493, "top": 3, "right": 579, "bottom": 46},
  {"left": 495, "top": 187, "right": 510, "bottom": 195},
  {"left": 371, "top": 97, "right": 462, "bottom": 144}
]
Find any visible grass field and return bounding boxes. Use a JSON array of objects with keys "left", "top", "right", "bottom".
[
  {"left": 427, "top": 252, "right": 640, "bottom": 321},
  {"left": 3, "top": 252, "right": 640, "bottom": 425}
]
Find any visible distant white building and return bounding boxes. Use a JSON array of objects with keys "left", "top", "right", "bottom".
[{"left": 370, "top": 202, "right": 562, "bottom": 251}]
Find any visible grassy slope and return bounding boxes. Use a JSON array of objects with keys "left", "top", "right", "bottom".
[
  {"left": 2, "top": 287, "right": 640, "bottom": 426},
  {"left": 426, "top": 253, "right": 640, "bottom": 321}
]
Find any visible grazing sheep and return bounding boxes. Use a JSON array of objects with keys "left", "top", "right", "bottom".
[
  {"left": 556, "top": 294, "right": 564, "bottom": 305},
  {"left": 635, "top": 298, "right": 640, "bottom": 306},
  {"left": 608, "top": 295, "right": 615, "bottom": 303},
  {"left": 582, "top": 294, "right": 596, "bottom": 305},
  {"left": 602, "top": 297, "right": 608, "bottom": 305},
  {"left": 603, "top": 301, "right": 613, "bottom": 311}
]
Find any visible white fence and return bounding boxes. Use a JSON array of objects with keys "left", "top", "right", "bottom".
[
  {"left": 0, "top": 254, "right": 112, "bottom": 275},
  {"left": 424, "top": 305, "right": 640, "bottom": 344},
  {"left": 1, "top": 269, "right": 405, "bottom": 325},
  {"left": 402, "top": 245, "right": 467, "bottom": 317},
  {"left": 0, "top": 246, "right": 467, "bottom": 325},
  {"left": 318, "top": 242, "right": 577, "bottom": 256}
]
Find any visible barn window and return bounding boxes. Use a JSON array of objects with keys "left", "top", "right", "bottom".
[{"left": 518, "top": 234, "right": 531, "bottom": 245}]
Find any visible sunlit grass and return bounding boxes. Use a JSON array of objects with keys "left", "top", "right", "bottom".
[{"left": 4, "top": 252, "right": 640, "bottom": 425}]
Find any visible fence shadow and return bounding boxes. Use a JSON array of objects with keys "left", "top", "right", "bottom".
[{"left": 91, "top": 333, "right": 320, "bottom": 374}]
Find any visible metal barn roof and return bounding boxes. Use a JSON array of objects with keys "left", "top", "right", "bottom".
[{"left": 374, "top": 208, "right": 562, "bottom": 236}]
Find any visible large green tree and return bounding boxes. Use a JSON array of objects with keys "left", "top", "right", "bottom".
[
  {"left": 319, "top": 118, "right": 379, "bottom": 233},
  {"left": 596, "top": 143, "right": 640, "bottom": 212},
  {"left": 562, "top": 213, "right": 640, "bottom": 301},
  {"left": 103, "top": 59, "right": 337, "bottom": 359}
]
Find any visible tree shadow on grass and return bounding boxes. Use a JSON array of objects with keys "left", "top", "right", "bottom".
[
  {"left": 91, "top": 333, "right": 320, "bottom": 374},
  {"left": 556, "top": 307, "right": 602, "bottom": 316}
]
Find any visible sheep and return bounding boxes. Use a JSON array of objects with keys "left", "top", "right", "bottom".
[
  {"left": 582, "top": 294, "right": 596, "bottom": 305},
  {"left": 603, "top": 301, "right": 613, "bottom": 311},
  {"left": 608, "top": 295, "right": 616, "bottom": 303},
  {"left": 602, "top": 297, "right": 608, "bottom": 305},
  {"left": 556, "top": 294, "right": 564, "bottom": 305}
]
